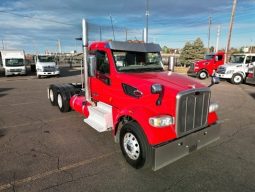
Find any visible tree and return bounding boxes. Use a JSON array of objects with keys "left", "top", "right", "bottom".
[
  {"left": 162, "top": 46, "right": 169, "bottom": 53},
  {"left": 180, "top": 38, "right": 206, "bottom": 67}
]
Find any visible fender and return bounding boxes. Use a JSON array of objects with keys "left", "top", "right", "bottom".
[{"left": 112, "top": 106, "right": 177, "bottom": 145}]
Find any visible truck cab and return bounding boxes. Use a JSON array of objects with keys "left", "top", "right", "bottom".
[
  {"left": 48, "top": 41, "right": 220, "bottom": 170},
  {"left": 216, "top": 53, "right": 255, "bottom": 84},
  {"left": 35, "top": 55, "right": 60, "bottom": 78},
  {"left": 187, "top": 51, "right": 224, "bottom": 79},
  {"left": 0, "top": 50, "right": 27, "bottom": 76}
]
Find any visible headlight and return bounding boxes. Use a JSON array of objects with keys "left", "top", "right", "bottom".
[
  {"left": 226, "top": 70, "right": 234, "bottom": 74},
  {"left": 149, "top": 115, "right": 174, "bottom": 127},
  {"left": 209, "top": 103, "right": 219, "bottom": 113}
]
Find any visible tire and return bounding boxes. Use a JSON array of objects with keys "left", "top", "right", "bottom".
[
  {"left": 56, "top": 84, "right": 76, "bottom": 112},
  {"left": 48, "top": 84, "right": 58, "bottom": 106},
  {"left": 198, "top": 71, "right": 208, "bottom": 79},
  {"left": 57, "top": 88, "right": 70, "bottom": 112},
  {"left": 120, "top": 122, "right": 151, "bottom": 169},
  {"left": 231, "top": 74, "right": 243, "bottom": 84},
  {"left": 37, "top": 75, "right": 41, "bottom": 79}
]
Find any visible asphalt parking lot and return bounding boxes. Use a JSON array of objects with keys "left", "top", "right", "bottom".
[{"left": 0, "top": 68, "right": 255, "bottom": 192}]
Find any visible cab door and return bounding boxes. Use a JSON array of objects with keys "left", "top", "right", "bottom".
[{"left": 90, "top": 50, "right": 112, "bottom": 104}]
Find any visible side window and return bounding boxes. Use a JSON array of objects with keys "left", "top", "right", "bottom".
[
  {"left": 251, "top": 56, "right": 255, "bottom": 63},
  {"left": 217, "top": 55, "right": 223, "bottom": 61},
  {"left": 96, "top": 51, "right": 109, "bottom": 74},
  {"left": 245, "top": 56, "right": 252, "bottom": 64}
]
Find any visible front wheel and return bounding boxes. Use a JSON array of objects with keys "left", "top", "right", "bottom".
[
  {"left": 198, "top": 71, "right": 208, "bottom": 79},
  {"left": 231, "top": 74, "right": 243, "bottom": 84},
  {"left": 120, "top": 122, "right": 151, "bottom": 169}
]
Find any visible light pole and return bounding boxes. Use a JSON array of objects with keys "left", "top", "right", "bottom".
[{"left": 145, "top": 0, "right": 149, "bottom": 43}]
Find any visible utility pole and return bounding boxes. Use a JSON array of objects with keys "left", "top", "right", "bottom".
[
  {"left": 225, "top": 0, "right": 237, "bottom": 63},
  {"left": 145, "top": 0, "right": 149, "bottom": 43},
  {"left": 2, "top": 40, "right": 4, "bottom": 50},
  {"left": 109, "top": 15, "right": 115, "bottom": 40},
  {"left": 57, "top": 39, "right": 62, "bottom": 54},
  {"left": 208, "top": 16, "right": 212, "bottom": 53},
  {"left": 125, "top": 28, "right": 128, "bottom": 41},
  {"left": 99, "top": 26, "right": 102, "bottom": 41},
  {"left": 215, "top": 25, "right": 221, "bottom": 52}
]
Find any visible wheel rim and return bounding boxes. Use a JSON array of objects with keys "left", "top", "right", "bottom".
[
  {"left": 123, "top": 132, "right": 140, "bottom": 160},
  {"left": 200, "top": 72, "right": 206, "bottom": 78},
  {"left": 57, "top": 94, "right": 63, "bottom": 108},
  {"left": 49, "top": 89, "right": 54, "bottom": 102},
  {"left": 234, "top": 75, "right": 242, "bottom": 83}
]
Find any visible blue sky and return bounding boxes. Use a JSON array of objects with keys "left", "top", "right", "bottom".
[{"left": 0, "top": 0, "right": 254, "bottom": 53}]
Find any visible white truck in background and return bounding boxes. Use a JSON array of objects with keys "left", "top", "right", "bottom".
[
  {"left": 216, "top": 53, "right": 255, "bottom": 84},
  {"left": 0, "top": 50, "right": 26, "bottom": 76},
  {"left": 35, "top": 55, "right": 60, "bottom": 78}
]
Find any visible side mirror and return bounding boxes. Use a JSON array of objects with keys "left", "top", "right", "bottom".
[
  {"left": 215, "top": 56, "right": 218, "bottom": 61},
  {"left": 88, "top": 56, "right": 96, "bottom": 77},
  {"left": 208, "top": 75, "right": 220, "bottom": 87}
]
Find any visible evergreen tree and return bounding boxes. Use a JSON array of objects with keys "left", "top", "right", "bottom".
[{"left": 180, "top": 38, "right": 206, "bottom": 67}]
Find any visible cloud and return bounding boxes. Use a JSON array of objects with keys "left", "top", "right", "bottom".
[{"left": 0, "top": 0, "right": 254, "bottom": 52}]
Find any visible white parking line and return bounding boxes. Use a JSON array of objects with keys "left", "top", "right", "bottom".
[{"left": 0, "top": 152, "right": 116, "bottom": 191}]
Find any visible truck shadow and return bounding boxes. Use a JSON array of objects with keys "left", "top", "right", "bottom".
[
  {"left": 0, "top": 88, "right": 14, "bottom": 98},
  {"left": 249, "top": 93, "right": 255, "bottom": 100}
]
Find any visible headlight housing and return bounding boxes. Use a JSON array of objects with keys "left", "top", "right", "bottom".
[
  {"left": 37, "top": 68, "right": 43, "bottom": 72},
  {"left": 149, "top": 115, "right": 174, "bottom": 127},
  {"left": 209, "top": 103, "right": 219, "bottom": 113}
]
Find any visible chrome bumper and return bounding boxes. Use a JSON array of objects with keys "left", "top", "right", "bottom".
[{"left": 152, "top": 123, "right": 220, "bottom": 171}]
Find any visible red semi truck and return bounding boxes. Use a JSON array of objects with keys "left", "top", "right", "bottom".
[
  {"left": 47, "top": 18, "right": 220, "bottom": 171},
  {"left": 48, "top": 40, "right": 220, "bottom": 171},
  {"left": 187, "top": 52, "right": 225, "bottom": 79}
]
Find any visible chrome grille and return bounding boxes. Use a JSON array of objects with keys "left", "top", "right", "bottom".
[
  {"left": 43, "top": 66, "right": 55, "bottom": 72},
  {"left": 217, "top": 66, "right": 226, "bottom": 74},
  {"left": 176, "top": 88, "right": 210, "bottom": 137},
  {"left": 189, "top": 63, "right": 194, "bottom": 70}
]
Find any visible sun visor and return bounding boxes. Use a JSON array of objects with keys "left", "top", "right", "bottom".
[{"left": 106, "top": 41, "right": 161, "bottom": 53}]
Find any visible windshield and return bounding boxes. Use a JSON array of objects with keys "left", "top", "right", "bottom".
[
  {"left": 112, "top": 51, "right": 163, "bottom": 72},
  {"left": 38, "top": 56, "right": 55, "bottom": 62},
  {"left": 5, "top": 59, "right": 24, "bottom": 67},
  {"left": 229, "top": 55, "right": 245, "bottom": 63},
  {"left": 205, "top": 54, "right": 214, "bottom": 60}
]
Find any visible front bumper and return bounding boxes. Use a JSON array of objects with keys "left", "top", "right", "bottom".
[
  {"left": 5, "top": 70, "right": 26, "bottom": 76},
  {"left": 215, "top": 73, "right": 232, "bottom": 79},
  {"left": 246, "top": 77, "right": 255, "bottom": 85},
  {"left": 152, "top": 122, "right": 220, "bottom": 171},
  {"left": 37, "top": 70, "right": 60, "bottom": 76}
]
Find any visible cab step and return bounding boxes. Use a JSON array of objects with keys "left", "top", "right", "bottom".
[{"left": 83, "top": 102, "right": 113, "bottom": 132}]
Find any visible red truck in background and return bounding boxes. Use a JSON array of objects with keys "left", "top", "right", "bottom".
[
  {"left": 187, "top": 52, "right": 225, "bottom": 79},
  {"left": 47, "top": 19, "right": 220, "bottom": 171}
]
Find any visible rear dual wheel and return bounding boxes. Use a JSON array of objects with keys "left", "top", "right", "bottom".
[{"left": 48, "top": 84, "right": 76, "bottom": 112}]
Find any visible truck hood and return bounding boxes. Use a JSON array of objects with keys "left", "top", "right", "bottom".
[
  {"left": 195, "top": 59, "right": 211, "bottom": 66},
  {"left": 219, "top": 63, "right": 246, "bottom": 69},
  {"left": 120, "top": 71, "right": 206, "bottom": 92}
]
